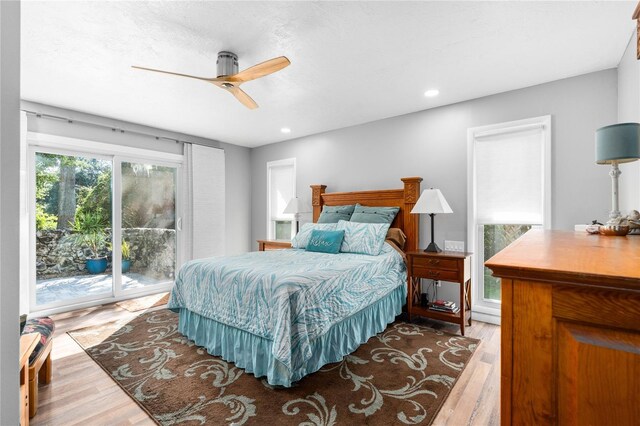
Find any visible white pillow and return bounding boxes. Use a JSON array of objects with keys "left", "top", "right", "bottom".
[
  {"left": 336, "top": 220, "right": 390, "bottom": 256},
  {"left": 291, "top": 223, "right": 338, "bottom": 248}
]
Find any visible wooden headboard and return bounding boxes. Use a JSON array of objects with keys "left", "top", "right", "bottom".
[{"left": 310, "top": 177, "right": 423, "bottom": 252}]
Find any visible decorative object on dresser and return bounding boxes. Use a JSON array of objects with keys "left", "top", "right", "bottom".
[
  {"left": 486, "top": 229, "right": 640, "bottom": 426},
  {"left": 257, "top": 239, "right": 292, "bottom": 251},
  {"left": 410, "top": 188, "right": 453, "bottom": 252},
  {"left": 595, "top": 122, "right": 640, "bottom": 228},
  {"left": 628, "top": 209, "right": 640, "bottom": 234},
  {"left": 407, "top": 250, "right": 472, "bottom": 335},
  {"left": 283, "top": 197, "right": 309, "bottom": 233}
]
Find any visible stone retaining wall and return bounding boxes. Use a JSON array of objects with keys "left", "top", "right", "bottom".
[{"left": 36, "top": 228, "right": 175, "bottom": 280}]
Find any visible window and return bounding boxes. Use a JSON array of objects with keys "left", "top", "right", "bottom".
[
  {"left": 467, "top": 116, "right": 551, "bottom": 318},
  {"left": 267, "top": 158, "right": 296, "bottom": 240}
]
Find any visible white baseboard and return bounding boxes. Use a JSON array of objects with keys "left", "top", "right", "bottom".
[{"left": 472, "top": 310, "right": 501, "bottom": 325}]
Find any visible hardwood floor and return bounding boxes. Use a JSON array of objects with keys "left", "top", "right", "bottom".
[{"left": 32, "top": 299, "right": 500, "bottom": 426}]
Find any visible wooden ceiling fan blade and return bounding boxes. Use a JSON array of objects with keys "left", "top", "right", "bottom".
[
  {"left": 231, "top": 56, "right": 290, "bottom": 83},
  {"left": 229, "top": 86, "right": 258, "bottom": 109},
  {"left": 131, "top": 65, "right": 218, "bottom": 82}
]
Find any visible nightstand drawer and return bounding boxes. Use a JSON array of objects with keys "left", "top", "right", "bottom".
[
  {"left": 412, "top": 266, "right": 459, "bottom": 282},
  {"left": 412, "top": 257, "right": 459, "bottom": 271}
]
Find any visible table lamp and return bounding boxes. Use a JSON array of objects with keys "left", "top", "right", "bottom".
[
  {"left": 595, "top": 123, "right": 640, "bottom": 225},
  {"left": 283, "top": 197, "right": 307, "bottom": 234},
  {"left": 410, "top": 188, "right": 453, "bottom": 252}
]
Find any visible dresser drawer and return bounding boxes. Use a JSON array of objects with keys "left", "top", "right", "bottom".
[
  {"left": 412, "top": 266, "right": 459, "bottom": 282},
  {"left": 412, "top": 256, "right": 459, "bottom": 271}
]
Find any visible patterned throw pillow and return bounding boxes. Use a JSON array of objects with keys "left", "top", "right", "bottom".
[
  {"left": 336, "top": 220, "right": 391, "bottom": 256},
  {"left": 305, "top": 229, "right": 345, "bottom": 254},
  {"left": 349, "top": 203, "right": 400, "bottom": 224},
  {"left": 317, "top": 204, "right": 356, "bottom": 223},
  {"left": 291, "top": 223, "right": 338, "bottom": 248}
]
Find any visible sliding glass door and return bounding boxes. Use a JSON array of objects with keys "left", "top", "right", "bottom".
[
  {"left": 33, "top": 150, "right": 114, "bottom": 308},
  {"left": 30, "top": 147, "right": 182, "bottom": 313},
  {"left": 119, "top": 161, "right": 177, "bottom": 293}
]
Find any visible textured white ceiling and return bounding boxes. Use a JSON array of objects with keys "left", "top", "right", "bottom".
[{"left": 22, "top": 1, "right": 636, "bottom": 148}]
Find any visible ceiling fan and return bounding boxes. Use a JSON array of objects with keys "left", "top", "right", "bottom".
[{"left": 132, "top": 51, "right": 290, "bottom": 110}]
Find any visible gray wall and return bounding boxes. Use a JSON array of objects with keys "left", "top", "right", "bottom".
[
  {"left": 0, "top": 2, "right": 21, "bottom": 423},
  {"left": 251, "top": 70, "right": 618, "bottom": 250},
  {"left": 22, "top": 101, "right": 252, "bottom": 255},
  {"left": 617, "top": 30, "right": 640, "bottom": 212}
]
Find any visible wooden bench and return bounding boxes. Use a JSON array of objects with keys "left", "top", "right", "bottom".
[{"left": 21, "top": 317, "right": 54, "bottom": 418}]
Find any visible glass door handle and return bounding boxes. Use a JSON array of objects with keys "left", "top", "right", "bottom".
[{"left": 177, "top": 217, "right": 183, "bottom": 231}]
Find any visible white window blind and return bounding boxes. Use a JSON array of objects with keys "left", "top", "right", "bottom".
[
  {"left": 267, "top": 159, "right": 295, "bottom": 239},
  {"left": 269, "top": 166, "right": 294, "bottom": 219},
  {"left": 474, "top": 127, "right": 546, "bottom": 225},
  {"left": 186, "top": 143, "right": 225, "bottom": 259}
]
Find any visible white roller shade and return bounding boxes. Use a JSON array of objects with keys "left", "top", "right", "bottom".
[
  {"left": 269, "top": 164, "right": 294, "bottom": 219},
  {"left": 474, "top": 127, "right": 545, "bottom": 225},
  {"left": 187, "top": 143, "right": 225, "bottom": 259}
]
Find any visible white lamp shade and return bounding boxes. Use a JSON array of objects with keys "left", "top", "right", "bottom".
[
  {"left": 411, "top": 189, "right": 453, "bottom": 214},
  {"left": 283, "top": 197, "right": 306, "bottom": 214}
]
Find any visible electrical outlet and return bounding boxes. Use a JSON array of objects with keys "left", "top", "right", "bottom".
[{"left": 444, "top": 240, "right": 465, "bottom": 252}]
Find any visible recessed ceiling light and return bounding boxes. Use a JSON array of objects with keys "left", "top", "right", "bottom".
[
  {"left": 281, "top": 127, "right": 291, "bottom": 134},
  {"left": 424, "top": 89, "right": 440, "bottom": 97}
]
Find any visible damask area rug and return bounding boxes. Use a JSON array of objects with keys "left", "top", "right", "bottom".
[{"left": 68, "top": 309, "right": 479, "bottom": 425}]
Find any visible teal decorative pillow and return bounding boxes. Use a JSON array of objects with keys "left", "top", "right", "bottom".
[
  {"left": 317, "top": 204, "right": 355, "bottom": 223},
  {"left": 291, "top": 223, "right": 338, "bottom": 248},
  {"left": 306, "top": 230, "right": 345, "bottom": 254},
  {"left": 350, "top": 203, "right": 400, "bottom": 224},
  {"left": 336, "top": 220, "right": 391, "bottom": 255}
]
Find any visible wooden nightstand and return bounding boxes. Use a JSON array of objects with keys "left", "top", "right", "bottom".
[
  {"left": 406, "top": 251, "right": 472, "bottom": 335},
  {"left": 257, "top": 239, "right": 292, "bottom": 251}
]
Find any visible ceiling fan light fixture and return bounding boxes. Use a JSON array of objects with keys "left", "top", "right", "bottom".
[
  {"left": 424, "top": 89, "right": 440, "bottom": 97},
  {"left": 216, "top": 51, "right": 239, "bottom": 77},
  {"left": 132, "top": 51, "right": 290, "bottom": 110}
]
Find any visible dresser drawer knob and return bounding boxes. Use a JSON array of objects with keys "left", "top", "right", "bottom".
[
  {"left": 429, "top": 270, "right": 440, "bottom": 277},
  {"left": 428, "top": 259, "right": 440, "bottom": 265}
]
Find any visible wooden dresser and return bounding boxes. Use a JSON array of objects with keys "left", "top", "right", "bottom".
[{"left": 485, "top": 230, "right": 640, "bottom": 425}]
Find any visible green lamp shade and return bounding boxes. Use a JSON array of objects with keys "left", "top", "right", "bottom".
[{"left": 595, "top": 122, "right": 640, "bottom": 164}]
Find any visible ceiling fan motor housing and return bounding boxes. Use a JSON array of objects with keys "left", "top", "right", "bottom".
[{"left": 217, "top": 51, "right": 238, "bottom": 77}]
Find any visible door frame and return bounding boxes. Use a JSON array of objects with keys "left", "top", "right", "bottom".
[{"left": 27, "top": 132, "right": 184, "bottom": 316}]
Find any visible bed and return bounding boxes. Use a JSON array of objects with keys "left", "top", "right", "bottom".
[{"left": 168, "top": 177, "right": 423, "bottom": 387}]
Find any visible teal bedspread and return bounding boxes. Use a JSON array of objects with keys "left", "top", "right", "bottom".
[{"left": 168, "top": 243, "right": 406, "bottom": 384}]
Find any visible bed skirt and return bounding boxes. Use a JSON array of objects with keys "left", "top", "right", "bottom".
[{"left": 175, "top": 284, "right": 406, "bottom": 387}]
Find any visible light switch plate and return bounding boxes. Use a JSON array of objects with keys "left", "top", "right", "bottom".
[{"left": 444, "top": 240, "right": 465, "bottom": 252}]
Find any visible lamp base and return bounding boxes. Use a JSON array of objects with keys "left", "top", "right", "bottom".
[{"left": 424, "top": 242, "right": 442, "bottom": 253}]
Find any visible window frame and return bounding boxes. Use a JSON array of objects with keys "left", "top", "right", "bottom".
[
  {"left": 467, "top": 116, "right": 551, "bottom": 321},
  {"left": 266, "top": 158, "right": 296, "bottom": 240}
]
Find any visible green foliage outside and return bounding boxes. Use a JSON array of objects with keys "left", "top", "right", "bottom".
[
  {"left": 35, "top": 205, "right": 57, "bottom": 230},
  {"left": 121, "top": 240, "right": 131, "bottom": 260},
  {"left": 75, "top": 170, "right": 112, "bottom": 226},
  {"left": 35, "top": 153, "right": 111, "bottom": 230},
  {"left": 67, "top": 211, "right": 108, "bottom": 259},
  {"left": 483, "top": 224, "right": 532, "bottom": 301}
]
